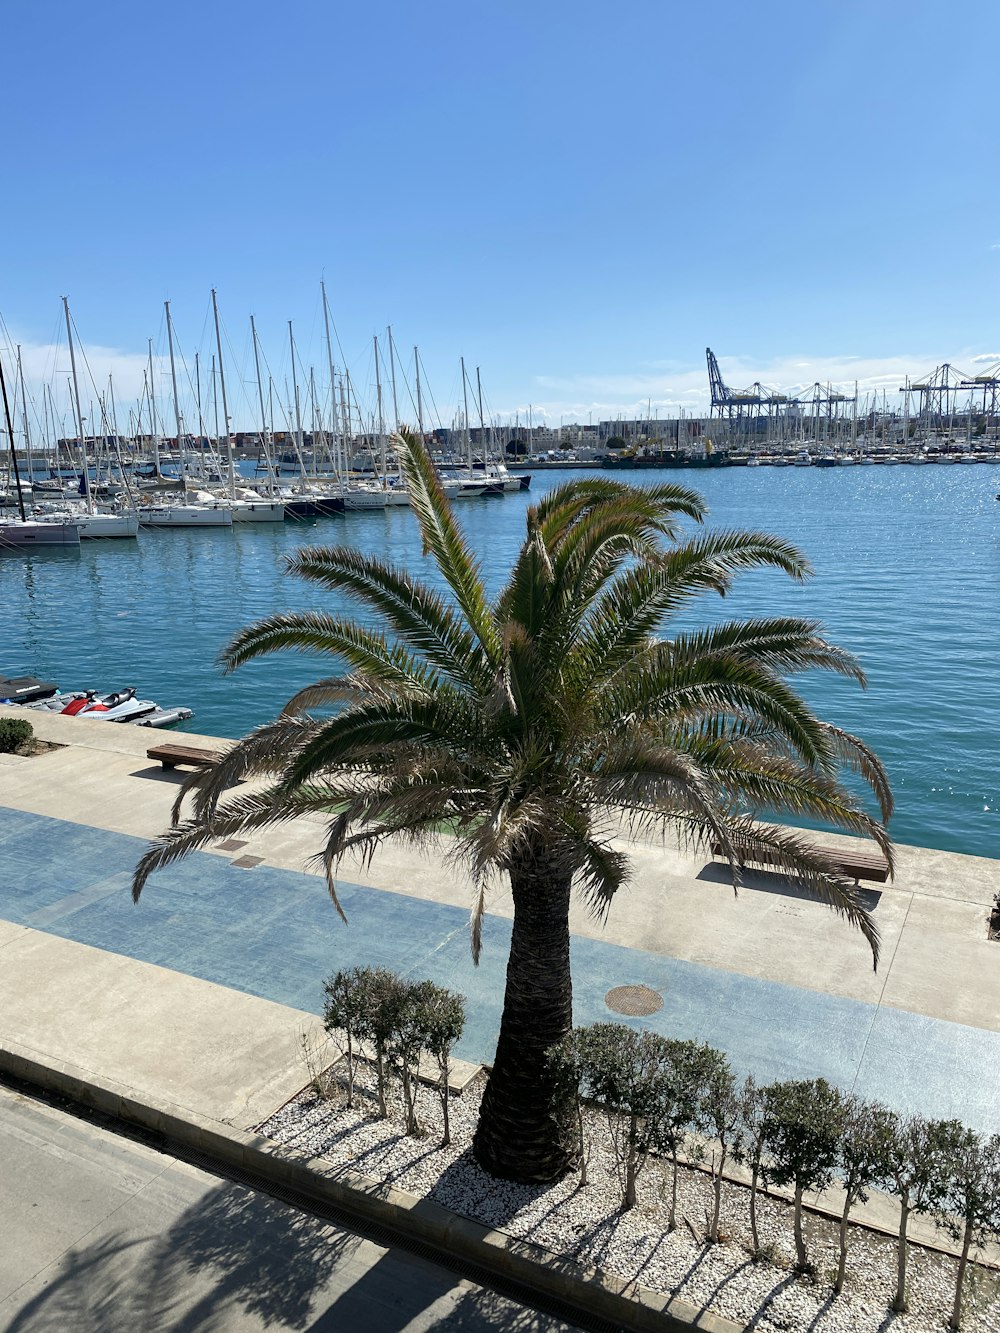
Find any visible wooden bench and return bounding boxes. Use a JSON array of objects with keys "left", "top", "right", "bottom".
[
  {"left": 710, "top": 838, "right": 889, "bottom": 885},
  {"left": 147, "top": 743, "right": 221, "bottom": 771}
]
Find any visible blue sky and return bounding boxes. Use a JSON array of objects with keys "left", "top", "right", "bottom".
[{"left": 3, "top": 0, "right": 1000, "bottom": 429}]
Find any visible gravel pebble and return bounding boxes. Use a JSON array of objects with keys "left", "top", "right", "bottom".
[{"left": 258, "top": 1065, "right": 1000, "bottom": 1332}]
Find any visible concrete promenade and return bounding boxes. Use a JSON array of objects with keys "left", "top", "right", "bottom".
[
  {"left": 1, "top": 705, "right": 999, "bottom": 1139},
  {"left": 0, "top": 1085, "right": 580, "bottom": 1332}
]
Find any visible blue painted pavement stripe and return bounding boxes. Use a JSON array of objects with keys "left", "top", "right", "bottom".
[{"left": 0, "top": 807, "right": 997, "bottom": 1131}]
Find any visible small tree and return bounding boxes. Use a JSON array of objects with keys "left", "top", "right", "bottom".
[
  {"left": 385, "top": 982, "right": 429, "bottom": 1135},
  {"left": 736, "top": 1074, "right": 768, "bottom": 1255},
  {"left": 547, "top": 1033, "right": 590, "bottom": 1184},
  {"left": 833, "top": 1097, "right": 897, "bottom": 1292},
  {"left": 936, "top": 1127, "right": 1000, "bottom": 1330},
  {"left": 573, "top": 1023, "right": 677, "bottom": 1210},
  {"left": 881, "top": 1113, "right": 956, "bottom": 1313},
  {"left": 350, "top": 966, "right": 407, "bottom": 1119},
  {"left": 762, "top": 1078, "right": 844, "bottom": 1271},
  {"left": 322, "top": 967, "right": 370, "bottom": 1106},
  {"left": 657, "top": 1039, "right": 716, "bottom": 1232},
  {"left": 696, "top": 1050, "right": 741, "bottom": 1243},
  {"left": 410, "top": 980, "right": 466, "bottom": 1146}
]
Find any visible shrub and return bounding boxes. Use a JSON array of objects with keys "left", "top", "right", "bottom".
[
  {"left": 322, "top": 967, "right": 371, "bottom": 1107},
  {"left": 322, "top": 967, "right": 466, "bottom": 1137},
  {"left": 658, "top": 1039, "right": 718, "bottom": 1231},
  {"left": 569, "top": 1023, "right": 678, "bottom": 1210},
  {"left": 0, "top": 718, "right": 32, "bottom": 754},
  {"left": 762, "top": 1078, "right": 845, "bottom": 1270},
  {"left": 833, "top": 1097, "right": 898, "bottom": 1292},
  {"left": 880, "top": 1114, "right": 957, "bottom": 1313},
  {"left": 409, "top": 981, "right": 466, "bottom": 1146},
  {"left": 736, "top": 1074, "right": 769, "bottom": 1255},
  {"left": 695, "top": 1049, "right": 740, "bottom": 1243},
  {"left": 935, "top": 1127, "right": 1000, "bottom": 1330}
]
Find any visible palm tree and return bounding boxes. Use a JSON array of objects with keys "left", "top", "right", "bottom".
[{"left": 132, "top": 435, "right": 893, "bottom": 1184}]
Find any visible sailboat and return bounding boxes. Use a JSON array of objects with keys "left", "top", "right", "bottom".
[
  {"left": 28, "top": 300, "right": 139, "bottom": 538},
  {"left": 137, "top": 303, "right": 233, "bottom": 528},
  {"left": 341, "top": 334, "right": 407, "bottom": 510},
  {"left": 205, "top": 292, "right": 284, "bottom": 523},
  {"left": 0, "top": 350, "right": 80, "bottom": 548}
]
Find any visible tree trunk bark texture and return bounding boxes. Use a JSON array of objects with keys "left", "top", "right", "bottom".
[
  {"left": 472, "top": 855, "right": 575, "bottom": 1183},
  {"left": 950, "top": 1221, "right": 973, "bottom": 1331},
  {"left": 793, "top": 1184, "right": 807, "bottom": 1269},
  {"left": 835, "top": 1196, "right": 850, "bottom": 1292},
  {"left": 893, "top": 1199, "right": 910, "bottom": 1313}
]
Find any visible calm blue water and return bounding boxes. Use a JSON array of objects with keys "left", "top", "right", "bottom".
[{"left": 2, "top": 466, "right": 998, "bottom": 859}]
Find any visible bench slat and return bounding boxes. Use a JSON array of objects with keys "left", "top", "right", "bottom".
[
  {"left": 710, "top": 838, "right": 889, "bottom": 884},
  {"left": 147, "top": 744, "right": 221, "bottom": 770}
]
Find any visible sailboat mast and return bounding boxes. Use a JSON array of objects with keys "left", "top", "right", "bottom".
[
  {"left": 320, "top": 280, "right": 342, "bottom": 481},
  {"left": 414, "top": 347, "right": 424, "bottom": 437},
  {"left": 250, "top": 315, "right": 273, "bottom": 489},
  {"left": 16, "top": 347, "right": 32, "bottom": 483},
  {"left": 0, "top": 351, "right": 27, "bottom": 520},
  {"left": 374, "top": 334, "right": 386, "bottom": 481},
  {"left": 461, "top": 355, "right": 471, "bottom": 467},
  {"left": 288, "top": 321, "right": 306, "bottom": 467},
  {"left": 475, "top": 366, "right": 486, "bottom": 456},
  {"left": 147, "top": 339, "right": 161, "bottom": 476},
  {"left": 211, "top": 289, "right": 237, "bottom": 497},
  {"left": 388, "top": 326, "right": 399, "bottom": 431},
  {"left": 164, "top": 301, "right": 186, "bottom": 486},
  {"left": 63, "top": 296, "right": 94, "bottom": 512},
  {"left": 211, "top": 356, "right": 220, "bottom": 445}
]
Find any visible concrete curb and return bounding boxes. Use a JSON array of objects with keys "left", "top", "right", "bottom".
[{"left": 0, "top": 1039, "right": 739, "bottom": 1333}]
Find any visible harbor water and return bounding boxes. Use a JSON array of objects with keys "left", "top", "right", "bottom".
[{"left": 2, "top": 465, "right": 997, "bottom": 859}]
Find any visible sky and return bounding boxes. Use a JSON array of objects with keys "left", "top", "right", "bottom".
[{"left": 3, "top": 0, "right": 1000, "bottom": 433}]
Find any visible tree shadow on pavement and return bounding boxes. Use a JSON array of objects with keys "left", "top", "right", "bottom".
[
  {"left": 4, "top": 1173, "right": 571, "bottom": 1332},
  {"left": 5, "top": 1177, "right": 357, "bottom": 1332}
]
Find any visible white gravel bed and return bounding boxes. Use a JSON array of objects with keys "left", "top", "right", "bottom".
[{"left": 258, "top": 1064, "right": 1000, "bottom": 1332}]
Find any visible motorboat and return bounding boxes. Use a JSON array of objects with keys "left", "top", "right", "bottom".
[{"left": 0, "top": 674, "right": 59, "bottom": 703}]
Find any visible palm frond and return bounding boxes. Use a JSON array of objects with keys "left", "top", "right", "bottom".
[
  {"left": 270, "top": 548, "right": 487, "bottom": 690},
  {"left": 395, "top": 431, "right": 502, "bottom": 663}
]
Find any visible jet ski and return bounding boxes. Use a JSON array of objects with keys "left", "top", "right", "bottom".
[
  {"left": 74, "top": 687, "right": 160, "bottom": 723},
  {"left": 22, "top": 690, "right": 90, "bottom": 712}
]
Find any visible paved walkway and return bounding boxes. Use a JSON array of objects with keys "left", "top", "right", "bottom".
[
  {"left": 1, "top": 707, "right": 999, "bottom": 1133},
  {"left": 0, "top": 1085, "right": 577, "bottom": 1332}
]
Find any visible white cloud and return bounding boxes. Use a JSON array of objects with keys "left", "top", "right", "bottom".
[{"left": 493, "top": 348, "right": 999, "bottom": 423}]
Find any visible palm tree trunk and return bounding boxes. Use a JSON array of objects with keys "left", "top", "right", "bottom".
[{"left": 472, "top": 853, "right": 574, "bottom": 1182}]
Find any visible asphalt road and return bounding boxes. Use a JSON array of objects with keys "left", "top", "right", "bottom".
[{"left": 0, "top": 1085, "right": 581, "bottom": 1332}]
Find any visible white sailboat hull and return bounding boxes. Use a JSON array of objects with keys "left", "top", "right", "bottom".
[
  {"left": 229, "top": 500, "right": 286, "bottom": 523},
  {"left": 35, "top": 510, "right": 140, "bottom": 539},
  {"left": 0, "top": 520, "right": 81, "bottom": 547},
  {"left": 138, "top": 503, "right": 233, "bottom": 527},
  {"left": 343, "top": 492, "right": 387, "bottom": 510}
]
